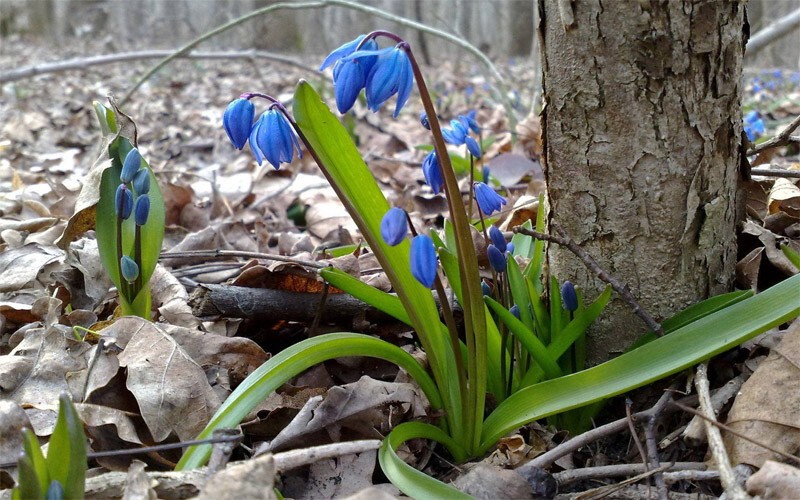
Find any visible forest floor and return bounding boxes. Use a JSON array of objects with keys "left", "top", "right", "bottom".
[{"left": 1, "top": 34, "right": 799, "bottom": 499}]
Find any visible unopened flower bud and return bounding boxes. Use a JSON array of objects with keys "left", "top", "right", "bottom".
[
  {"left": 115, "top": 184, "right": 133, "bottom": 220},
  {"left": 121, "top": 148, "right": 142, "bottom": 183},
  {"left": 132, "top": 168, "right": 150, "bottom": 194},
  {"left": 561, "top": 280, "right": 578, "bottom": 312},
  {"left": 120, "top": 255, "right": 139, "bottom": 283},
  {"left": 134, "top": 194, "right": 150, "bottom": 226}
]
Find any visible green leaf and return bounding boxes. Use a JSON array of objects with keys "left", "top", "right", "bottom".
[
  {"left": 509, "top": 219, "right": 533, "bottom": 259},
  {"left": 781, "top": 244, "right": 800, "bottom": 271},
  {"left": 14, "top": 455, "right": 43, "bottom": 500},
  {"left": 506, "top": 255, "right": 534, "bottom": 332},
  {"left": 379, "top": 423, "right": 471, "bottom": 499},
  {"left": 321, "top": 268, "right": 412, "bottom": 325},
  {"left": 46, "top": 394, "right": 86, "bottom": 499},
  {"left": 293, "top": 81, "right": 462, "bottom": 438},
  {"left": 480, "top": 275, "right": 800, "bottom": 452},
  {"left": 21, "top": 428, "right": 48, "bottom": 496},
  {"left": 177, "top": 333, "right": 441, "bottom": 470}
]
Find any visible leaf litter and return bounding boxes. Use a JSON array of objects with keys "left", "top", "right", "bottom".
[{"left": 0, "top": 34, "right": 799, "bottom": 498}]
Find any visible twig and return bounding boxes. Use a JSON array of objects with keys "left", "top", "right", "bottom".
[
  {"left": 554, "top": 461, "right": 707, "bottom": 486},
  {"left": 118, "top": 0, "right": 518, "bottom": 128},
  {"left": 749, "top": 167, "right": 800, "bottom": 179},
  {"left": 671, "top": 402, "right": 800, "bottom": 465},
  {"left": 643, "top": 409, "right": 668, "bottom": 499},
  {"left": 512, "top": 224, "right": 665, "bottom": 336},
  {"left": 0, "top": 50, "right": 317, "bottom": 84},
  {"left": 747, "top": 115, "right": 800, "bottom": 156},
  {"left": 160, "top": 249, "right": 326, "bottom": 269},
  {"left": 520, "top": 388, "right": 680, "bottom": 472},
  {"left": 271, "top": 439, "right": 381, "bottom": 471},
  {"left": 624, "top": 398, "right": 648, "bottom": 470},
  {"left": 693, "top": 363, "right": 749, "bottom": 500},
  {"left": 746, "top": 7, "right": 800, "bottom": 56}
]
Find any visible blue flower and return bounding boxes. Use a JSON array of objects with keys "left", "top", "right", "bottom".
[
  {"left": 743, "top": 111, "right": 765, "bottom": 141},
  {"left": 134, "top": 194, "right": 150, "bottom": 226},
  {"left": 410, "top": 234, "right": 437, "bottom": 288},
  {"left": 250, "top": 109, "right": 303, "bottom": 170},
  {"left": 120, "top": 255, "right": 139, "bottom": 283},
  {"left": 132, "top": 168, "right": 150, "bottom": 195},
  {"left": 481, "top": 281, "right": 492, "bottom": 296},
  {"left": 482, "top": 166, "right": 491, "bottom": 184},
  {"left": 380, "top": 207, "right": 408, "bottom": 246},
  {"left": 561, "top": 280, "right": 578, "bottom": 312},
  {"left": 420, "top": 111, "right": 430, "bottom": 130},
  {"left": 506, "top": 242, "right": 515, "bottom": 255},
  {"left": 442, "top": 119, "right": 467, "bottom": 145},
  {"left": 348, "top": 45, "right": 413, "bottom": 117},
  {"left": 115, "top": 184, "right": 133, "bottom": 220},
  {"left": 422, "top": 151, "right": 443, "bottom": 194},
  {"left": 489, "top": 226, "right": 506, "bottom": 253},
  {"left": 510, "top": 304, "right": 520, "bottom": 319},
  {"left": 487, "top": 244, "right": 507, "bottom": 273},
  {"left": 465, "top": 136, "right": 482, "bottom": 158},
  {"left": 121, "top": 148, "right": 142, "bottom": 183},
  {"left": 320, "top": 34, "right": 376, "bottom": 71},
  {"left": 223, "top": 98, "right": 255, "bottom": 150},
  {"left": 333, "top": 58, "right": 368, "bottom": 114},
  {"left": 474, "top": 182, "right": 507, "bottom": 215},
  {"left": 461, "top": 111, "right": 481, "bottom": 134}
]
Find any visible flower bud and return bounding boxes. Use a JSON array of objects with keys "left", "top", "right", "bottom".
[
  {"left": 132, "top": 168, "right": 150, "bottom": 194},
  {"left": 380, "top": 207, "right": 408, "bottom": 246},
  {"left": 510, "top": 304, "right": 520, "bottom": 319},
  {"left": 506, "top": 242, "right": 515, "bottom": 255},
  {"left": 120, "top": 255, "right": 139, "bottom": 283},
  {"left": 420, "top": 111, "right": 430, "bottom": 130},
  {"left": 121, "top": 148, "right": 142, "bottom": 183},
  {"left": 481, "top": 281, "right": 492, "bottom": 296},
  {"left": 474, "top": 182, "right": 507, "bottom": 215},
  {"left": 489, "top": 226, "right": 506, "bottom": 253},
  {"left": 134, "top": 194, "right": 150, "bottom": 226},
  {"left": 223, "top": 98, "right": 255, "bottom": 150},
  {"left": 465, "top": 136, "right": 482, "bottom": 158},
  {"left": 487, "top": 244, "right": 507, "bottom": 273},
  {"left": 561, "top": 280, "right": 578, "bottom": 312},
  {"left": 115, "top": 184, "right": 133, "bottom": 220},
  {"left": 410, "top": 234, "right": 437, "bottom": 288}
]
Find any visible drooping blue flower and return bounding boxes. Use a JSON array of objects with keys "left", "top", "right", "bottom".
[
  {"left": 250, "top": 108, "right": 303, "bottom": 170},
  {"left": 487, "top": 244, "right": 507, "bottom": 273},
  {"left": 410, "top": 234, "right": 437, "bottom": 288},
  {"left": 333, "top": 58, "right": 367, "bottom": 114},
  {"left": 380, "top": 207, "right": 408, "bottom": 246},
  {"left": 442, "top": 119, "right": 468, "bottom": 145},
  {"left": 134, "top": 194, "right": 150, "bottom": 226},
  {"left": 120, "top": 255, "right": 139, "bottom": 283},
  {"left": 132, "top": 168, "right": 150, "bottom": 195},
  {"left": 121, "top": 148, "right": 142, "bottom": 183},
  {"left": 561, "top": 280, "right": 578, "bottom": 312},
  {"left": 465, "top": 136, "right": 482, "bottom": 158},
  {"left": 223, "top": 98, "right": 255, "bottom": 150},
  {"left": 461, "top": 111, "right": 481, "bottom": 134},
  {"left": 115, "top": 184, "right": 133, "bottom": 220},
  {"left": 474, "top": 182, "right": 507, "bottom": 215},
  {"left": 422, "top": 151, "right": 443, "bottom": 194},
  {"left": 420, "top": 111, "right": 430, "bottom": 130},
  {"left": 350, "top": 45, "right": 413, "bottom": 117},
  {"left": 482, "top": 166, "right": 491, "bottom": 184},
  {"left": 320, "top": 34, "right": 376, "bottom": 71},
  {"left": 489, "top": 226, "right": 506, "bottom": 253}
]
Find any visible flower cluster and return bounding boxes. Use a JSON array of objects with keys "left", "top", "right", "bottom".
[
  {"left": 743, "top": 110, "right": 765, "bottom": 142},
  {"left": 115, "top": 147, "right": 152, "bottom": 283},
  {"left": 442, "top": 111, "right": 482, "bottom": 158},
  {"left": 223, "top": 97, "right": 302, "bottom": 170},
  {"left": 321, "top": 34, "right": 414, "bottom": 117}
]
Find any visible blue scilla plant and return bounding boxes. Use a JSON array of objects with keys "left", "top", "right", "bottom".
[{"left": 178, "top": 31, "right": 800, "bottom": 496}]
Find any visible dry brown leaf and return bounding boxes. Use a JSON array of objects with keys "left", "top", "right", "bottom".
[
  {"left": 198, "top": 454, "right": 277, "bottom": 500},
  {"left": 486, "top": 153, "right": 542, "bottom": 187},
  {"left": 113, "top": 318, "right": 220, "bottom": 442},
  {"left": 726, "top": 321, "right": 800, "bottom": 467},
  {"left": 122, "top": 460, "right": 158, "bottom": 500},
  {"left": 0, "top": 244, "right": 64, "bottom": 292},
  {"left": 735, "top": 247, "right": 763, "bottom": 290},
  {"left": 149, "top": 265, "right": 200, "bottom": 329},
  {"left": 282, "top": 450, "right": 377, "bottom": 500},
  {"left": 768, "top": 178, "right": 800, "bottom": 217},
  {"left": 0, "top": 400, "right": 33, "bottom": 462},
  {"left": 746, "top": 460, "right": 800, "bottom": 499}
]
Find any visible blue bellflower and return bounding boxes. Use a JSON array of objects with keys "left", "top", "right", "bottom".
[
  {"left": 321, "top": 35, "right": 378, "bottom": 114},
  {"left": 120, "top": 255, "right": 139, "bottom": 283},
  {"left": 380, "top": 207, "right": 408, "bottom": 246},
  {"left": 561, "top": 280, "right": 579, "bottom": 312},
  {"left": 223, "top": 98, "right": 255, "bottom": 150},
  {"left": 115, "top": 184, "right": 133, "bottom": 220},
  {"left": 320, "top": 35, "right": 374, "bottom": 70},
  {"left": 121, "top": 148, "right": 142, "bottom": 183},
  {"left": 410, "top": 234, "right": 437, "bottom": 288},
  {"left": 489, "top": 226, "right": 506, "bottom": 253},
  {"left": 510, "top": 304, "right": 521, "bottom": 319},
  {"left": 356, "top": 45, "right": 414, "bottom": 117},
  {"left": 465, "top": 136, "right": 482, "bottom": 158},
  {"left": 462, "top": 111, "right": 481, "bottom": 134},
  {"left": 422, "top": 151, "right": 443, "bottom": 194},
  {"left": 250, "top": 109, "right": 303, "bottom": 170},
  {"left": 474, "top": 182, "right": 507, "bottom": 215},
  {"left": 487, "top": 244, "right": 507, "bottom": 273},
  {"left": 134, "top": 194, "right": 150, "bottom": 226},
  {"left": 442, "top": 119, "right": 468, "bottom": 145}
]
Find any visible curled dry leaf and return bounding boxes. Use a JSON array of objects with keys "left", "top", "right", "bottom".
[
  {"left": 725, "top": 321, "right": 800, "bottom": 467},
  {"left": 768, "top": 178, "right": 800, "bottom": 218},
  {"left": 0, "top": 243, "right": 64, "bottom": 292},
  {"left": 111, "top": 317, "right": 221, "bottom": 442},
  {"left": 149, "top": 264, "right": 200, "bottom": 329}
]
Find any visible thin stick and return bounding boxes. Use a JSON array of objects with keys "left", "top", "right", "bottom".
[
  {"left": 746, "top": 7, "right": 800, "bottom": 56},
  {"left": 555, "top": 461, "right": 707, "bottom": 486},
  {"left": 0, "top": 50, "right": 316, "bottom": 84},
  {"left": 624, "top": 398, "right": 648, "bottom": 470},
  {"left": 160, "top": 249, "right": 326, "bottom": 269},
  {"left": 694, "top": 363, "right": 748, "bottom": 500},
  {"left": 749, "top": 168, "right": 800, "bottom": 179},
  {"left": 747, "top": 115, "right": 800, "bottom": 156},
  {"left": 513, "top": 224, "right": 664, "bottom": 336},
  {"left": 643, "top": 409, "right": 668, "bottom": 499}
]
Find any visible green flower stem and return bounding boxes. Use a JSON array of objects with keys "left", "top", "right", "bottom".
[
  {"left": 115, "top": 197, "right": 128, "bottom": 302},
  {"left": 405, "top": 46, "right": 488, "bottom": 455},
  {"left": 133, "top": 224, "right": 143, "bottom": 300}
]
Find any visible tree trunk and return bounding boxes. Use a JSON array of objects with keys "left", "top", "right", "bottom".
[{"left": 542, "top": 0, "right": 744, "bottom": 363}]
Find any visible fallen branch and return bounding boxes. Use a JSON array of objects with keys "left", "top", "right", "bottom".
[
  {"left": 745, "top": 7, "right": 800, "bottom": 56},
  {"left": 0, "top": 50, "right": 317, "bottom": 84},
  {"left": 512, "top": 224, "right": 664, "bottom": 336},
  {"left": 749, "top": 167, "right": 800, "bottom": 179},
  {"left": 553, "top": 462, "right": 708, "bottom": 486},
  {"left": 747, "top": 114, "right": 800, "bottom": 156}
]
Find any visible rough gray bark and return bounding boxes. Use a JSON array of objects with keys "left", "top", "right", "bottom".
[{"left": 542, "top": 0, "right": 744, "bottom": 363}]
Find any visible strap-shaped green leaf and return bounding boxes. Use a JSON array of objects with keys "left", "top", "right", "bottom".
[
  {"left": 177, "top": 333, "right": 441, "bottom": 470},
  {"left": 480, "top": 274, "right": 800, "bottom": 452},
  {"left": 46, "top": 394, "right": 86, "bottom": 499}
]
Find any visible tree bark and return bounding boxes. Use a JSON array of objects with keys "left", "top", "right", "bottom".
[{"left": 542, "top": 0, "right": 744, "bottom": 363}]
